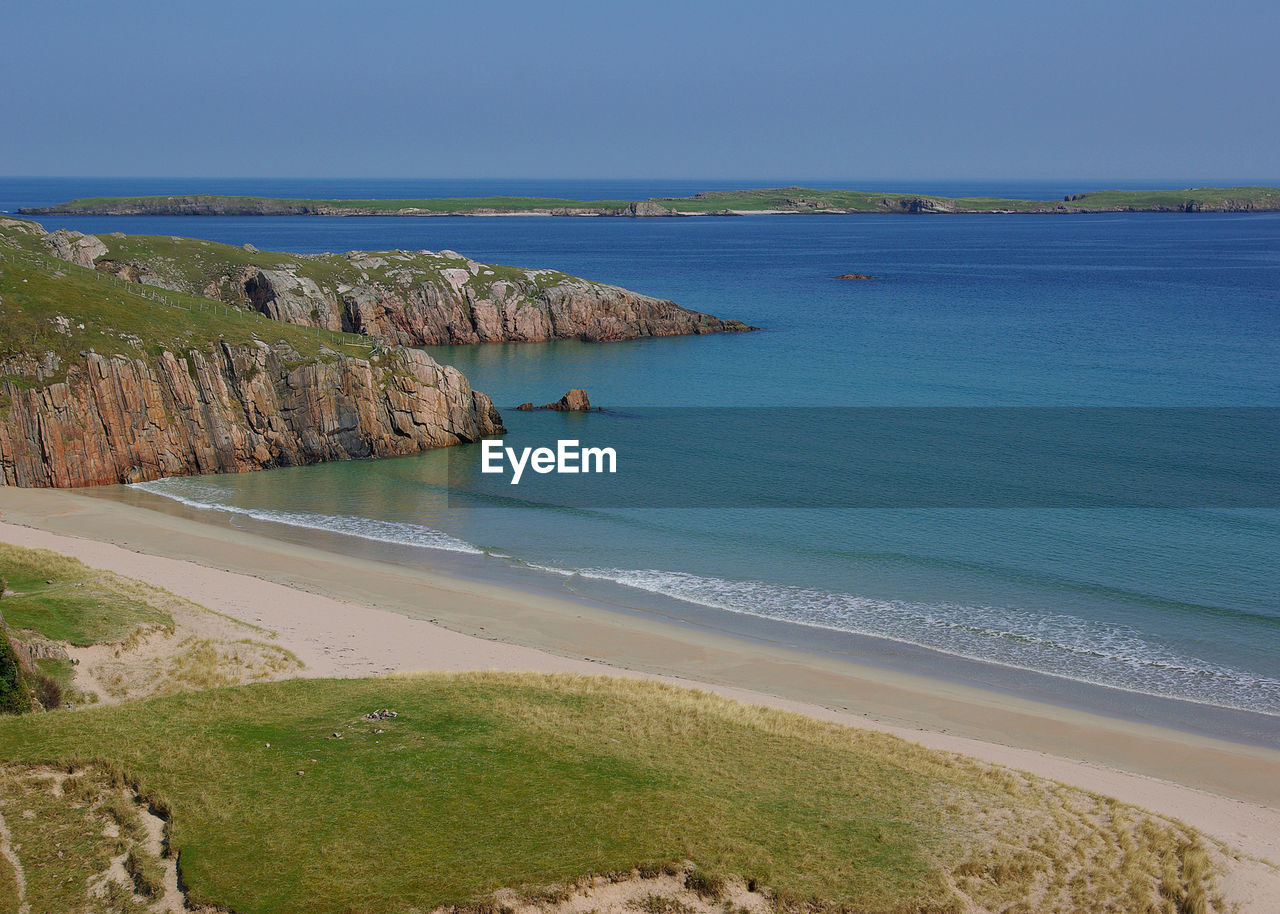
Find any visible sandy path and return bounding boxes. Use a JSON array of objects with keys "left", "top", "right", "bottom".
[
  {"left": 0, "top": 806, "right": 28, "bottom": 914},
  {"left": 0, "top": 488, "right": 1277, "bottom": 910}
]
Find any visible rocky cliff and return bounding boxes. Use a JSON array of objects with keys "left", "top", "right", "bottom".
[
  {"left": 28, "top": 225, "right": 754, "bottom": 345},
  {"left": 0, "top": 342, "right": 502, "bottom": 488},
  {"left": 238, "top": 252, "right": 748, "bottom": 344},
  {"left": 0, "top": 229, "right": 504, "bottom": 488}
]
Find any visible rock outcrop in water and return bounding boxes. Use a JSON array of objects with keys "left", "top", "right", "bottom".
[
  {"left": 28, "top": 226, "right": 754, "bottom": 346},
  {"left": 0, "top": 342, "right": 503, "bottom": 488},
  {"left": 515, "top": 389, "right": 592, "bottom": 412}
]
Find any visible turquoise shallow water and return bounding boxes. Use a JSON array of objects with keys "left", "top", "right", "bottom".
[{"left": 7, "top": 178, "right": 1279, "bottom": 725}]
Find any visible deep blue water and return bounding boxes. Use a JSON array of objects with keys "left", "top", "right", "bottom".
[{"left": 6, "top": 178, "right": 1279, "bottom": 724}]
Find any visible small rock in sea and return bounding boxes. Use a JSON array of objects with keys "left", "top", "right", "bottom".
[
  {"left": 835, "top": 273, "right": 875, "bottom": 280},
  {"left": 516, "top": 389, "right": 592, "bottom": 412}
]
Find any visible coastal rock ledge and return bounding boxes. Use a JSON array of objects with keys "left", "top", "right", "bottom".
[
  {"left": 30, "top": 225, "right": 757, "bottom": 346},
  {"left": 0, "top": 343, "right": 503, "bottom": 488}
]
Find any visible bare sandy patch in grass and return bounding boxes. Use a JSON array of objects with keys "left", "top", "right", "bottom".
[
  {"left": 0, "top": 764, "right": 213, "bottom": 913},
  {"left": 67, "top": 596, "right": 300, "bottom": 705}
]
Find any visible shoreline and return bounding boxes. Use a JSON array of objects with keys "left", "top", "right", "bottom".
[
  {"left": 104, "top": 481, "right": 1280, "bottom": 750},
  {"left": 1, "top": 486, "right": 1279, "bottom": 907}
]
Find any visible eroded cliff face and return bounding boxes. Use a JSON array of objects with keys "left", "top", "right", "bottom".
[
  {"left": 31, "top": 228, "right": 754, "bottom": 345},
  {"left": 243, "top": 254, "right": 749, "bottom": 345},
  {"left": 0, "top": 342, "right": 503, "bottom": 488}
]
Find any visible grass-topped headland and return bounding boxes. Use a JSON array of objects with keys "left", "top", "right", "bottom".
[
  {"left": 0, "top": 216, "right": 507, "bottom": 487},
  {"left": 0, "top": 232, "right": 377, "bottom": 393},
  {"left": 0, "top": 672, "right": 1231, "bottom": 914},
  {"left": 20, "top": 185, "right": 1280, "bottom": 216},
  {"left": 0, "top": 215, "right": 752, "bottom": 351}
]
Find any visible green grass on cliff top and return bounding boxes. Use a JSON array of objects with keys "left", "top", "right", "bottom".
[
  {"left": 0, "top": 672, "right": 1223, "bottom": 914},
  {"left": 90, "top": 229, "right": 579, "bottom": 301},
  {"left": 0, "top": 234, "right": 379, "bottom": 392},
  {"left": 2, "top": 217, "right": 585, "bottom": 315}
]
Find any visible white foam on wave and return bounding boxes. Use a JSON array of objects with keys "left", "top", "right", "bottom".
[
  {"left": 130, "top": 479, "right": 483, "bottom": 556},
  {"left": 129, "top": 479, "right": 1280, "bottom": 715},
  {"left": 569, "top": 567, "right": 1280, "bottom": 716}
]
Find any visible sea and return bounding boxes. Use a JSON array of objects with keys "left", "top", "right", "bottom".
[{"left": 4, "top": 177, "right": 1278, "bottom": 744}]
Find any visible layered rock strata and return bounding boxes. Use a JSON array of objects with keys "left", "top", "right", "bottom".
[{"left": 0, "top": 343, "right": 502, "bottom": 488}]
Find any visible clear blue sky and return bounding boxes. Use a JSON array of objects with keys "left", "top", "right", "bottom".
[{"left": 4, "top": 0, "right": 1277, "bottom": 180}]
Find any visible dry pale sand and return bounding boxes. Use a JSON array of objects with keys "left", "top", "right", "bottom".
[{"left": 1, "top": 487, "right": 1278, "bottom": 910}]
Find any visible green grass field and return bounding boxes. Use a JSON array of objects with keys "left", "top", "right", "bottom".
[
  {"left": 0, "top": 543, "right": 172, "bottom": 646},
  {"left": 0, "top": 672, "right": 1225, "bottom": 914}
]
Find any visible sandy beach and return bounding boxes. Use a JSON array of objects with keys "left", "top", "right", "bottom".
[{"left": 1, "top": 486, "right": 1278, "bottom": 909}]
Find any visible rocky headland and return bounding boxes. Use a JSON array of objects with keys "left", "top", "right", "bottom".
[
  {"left": 0, "top": 217, "right": 752, "bottom": 487},
  {"left": 30, "top": 224, "right": 754, "bottom": 345},
  {"left": 0, "top": 219, "right": 504, "bottom": 487}
]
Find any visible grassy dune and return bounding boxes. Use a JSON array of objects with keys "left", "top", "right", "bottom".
[
  {"left": 0, "top": 542, "right": 298, "bottom": 712},
  {"left": 0, "top": 543, "right": 173, "bottom": 647},
  {"left": 0, "top": 672, "right": 1226, "bottom": 914}
]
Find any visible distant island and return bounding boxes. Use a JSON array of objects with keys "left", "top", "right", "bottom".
[{"left": 19, "top": 185, "right": 1280, "bottom": 217}]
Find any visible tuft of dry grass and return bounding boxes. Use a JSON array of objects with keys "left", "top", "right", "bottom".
[
  {"left": 685, "top": 869, "right": 726, "bottom": 901},
  {"left": 632, "top": 893, "right": 698, "bottom": 914},
  {"left": 90, "top": 635, "right": 300, "bottom": 701},
  {"left": 123, "top": 846, "right": 164, "bottom": 898}
]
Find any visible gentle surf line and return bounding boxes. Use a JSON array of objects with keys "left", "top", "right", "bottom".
[{"left": 131, "top": 479, "right": 1280, "bottom": 717}]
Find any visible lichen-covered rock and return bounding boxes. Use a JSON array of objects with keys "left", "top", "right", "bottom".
[
  {"left": 42, "top": 229, "right": 108, "bottom": 268},
  {"left": 229, "top": 262, "right": 753, "bottom": 345},
  {"left": 0, "top": 344, "right": 503, "bottom": 488}
]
